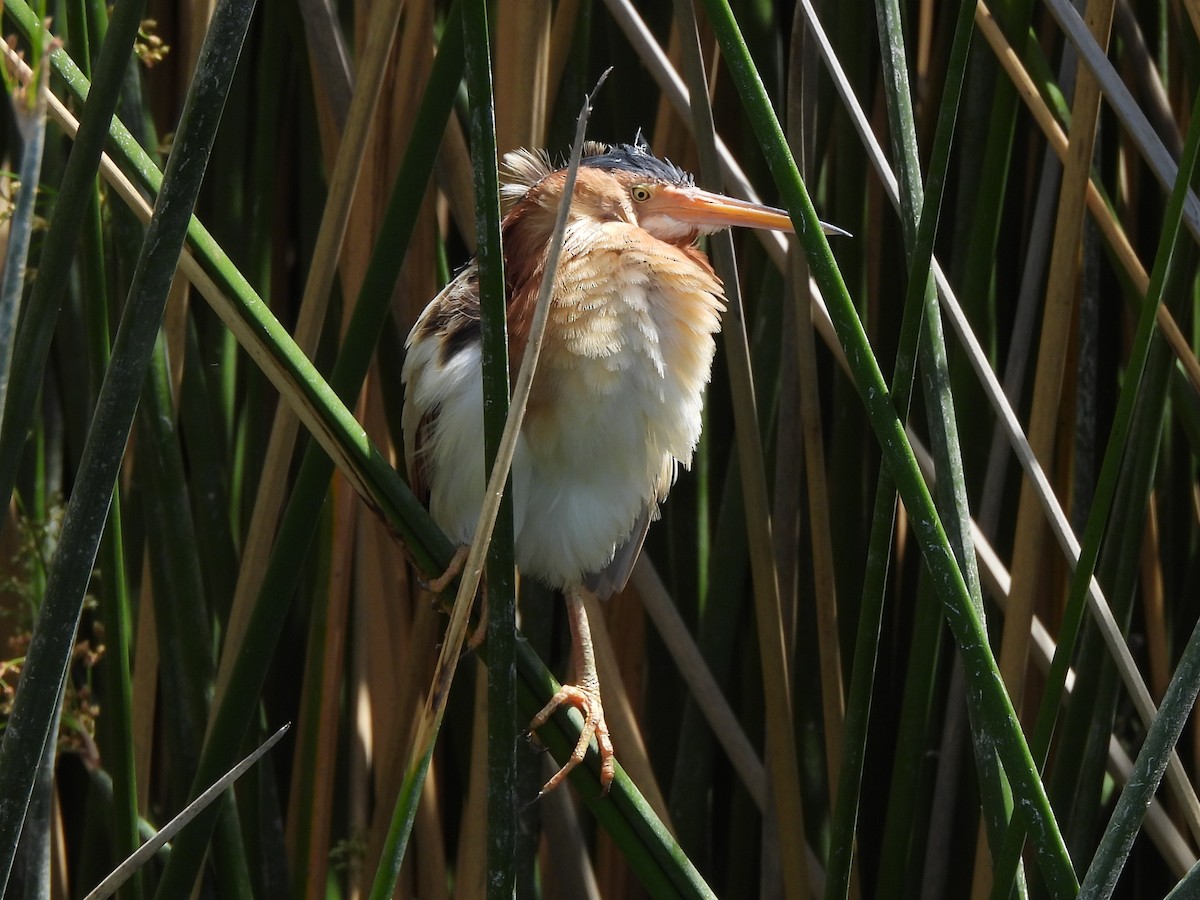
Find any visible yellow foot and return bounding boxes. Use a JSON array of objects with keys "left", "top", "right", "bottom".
[
  {"left": 529, "top": 682, "right": 615, "bottom": 796},
  {"left": 427, "top": 545, "right": 469, "bottom": 594}
]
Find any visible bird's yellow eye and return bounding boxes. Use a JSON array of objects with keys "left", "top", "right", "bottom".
[{"left": 631, "top": 185, "right": 652, "bottom": 202}]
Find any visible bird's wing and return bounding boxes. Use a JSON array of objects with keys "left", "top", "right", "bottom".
[
  {"left": 586, "top": 503, "right": 655, "bottom": 600},
  {"left": 401, "top": 267, "right": 482, "bottom": 504},
  {"left": 405, "top": 409, "right": 436, "bottom": 507}
]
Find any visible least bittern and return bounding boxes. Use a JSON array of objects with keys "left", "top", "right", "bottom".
[{"left": 402, "top": 140, "right": 842, "bottom": 795}]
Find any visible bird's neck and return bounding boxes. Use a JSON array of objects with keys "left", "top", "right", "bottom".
[{"left": 501, "top": 206, "right": 558, "bottom": 374}]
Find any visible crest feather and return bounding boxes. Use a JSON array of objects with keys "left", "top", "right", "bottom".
[
  {"left": 499, "top": 143, "right": 620, "bottom": 208},
  {"left": 581, "top": 140, "right": 611, "bottom": 158},
  {"left": 500, "top": 148, "right": 555, "bottom": 207}
]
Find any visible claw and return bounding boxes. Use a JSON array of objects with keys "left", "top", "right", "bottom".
[
  {"left": 529, "top": 682, "right": 615, "bottom": 795},
  {"left": 528, "top": 585, "right": 616, "bottom": 795}
]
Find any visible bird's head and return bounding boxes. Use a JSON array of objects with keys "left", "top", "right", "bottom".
[{"left": 501, "top": 141, "right": 845, "bottom": 247}]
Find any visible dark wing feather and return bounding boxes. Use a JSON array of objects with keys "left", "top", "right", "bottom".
[
  {"left": 402, "top": 267, "right": 482, "bottom": 505},
  {"left": 412, "top": 268, "right": 482, "bottom": 364},
  {"left": 406, "top": 406, "right": 438, "bottom": 506}
]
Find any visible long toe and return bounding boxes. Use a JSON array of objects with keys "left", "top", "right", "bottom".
[
  {"left": 529, "top": 683, "right": 615, "bottom": 796},
  {"left": 426, "top": 545, "right": 469, "bottom": 594}
]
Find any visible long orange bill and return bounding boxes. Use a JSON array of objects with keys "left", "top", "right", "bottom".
[{"left": 656, "top": 184, "right": 850, "bottom": 237}]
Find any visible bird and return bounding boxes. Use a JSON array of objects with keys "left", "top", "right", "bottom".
[{"left": 401, "top": 139, "right": 843, "bottom": 796}]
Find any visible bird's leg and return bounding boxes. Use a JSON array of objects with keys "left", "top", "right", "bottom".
[
  {"left": 425, "top": 546, "right": 490, "bottom": 649},
  {"left": 528, "top": 585, "right": 616, "bottom": 795},
  {"left": 466, "top": 581, "right": 488, "bottom": 650},
  {"left": 427, "top": 545, "right": 469, "bottom": 595}
]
